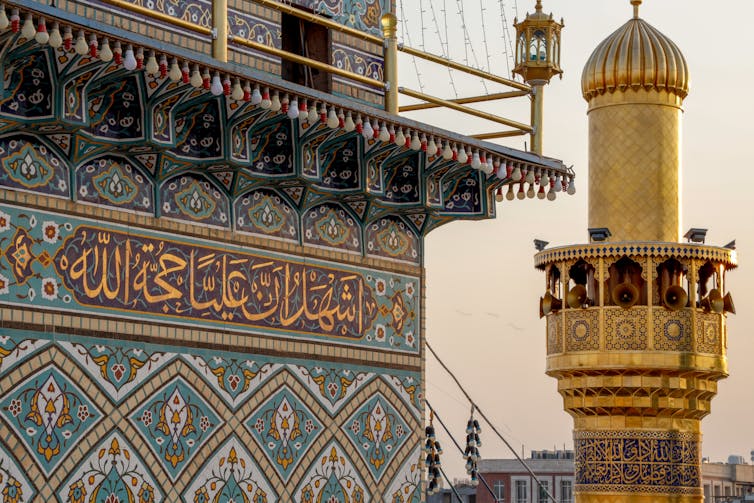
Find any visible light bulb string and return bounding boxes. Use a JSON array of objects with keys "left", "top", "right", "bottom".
[
  {"left": 426, "top": 340, "right": 557, "bottom": 503},
  {"left": 498, "top": 0, "right": 515, "bottom": 78},
  {"left": 454, "top": 0, "right": 488, "bottom": 93},
  {"left": 425, "top": 399, "right": 498, "bottom": 501},
  {"left": 429, "top": 0, "right": 458, "bottom": 97},
  {"left": 398, "top": 0, "right": 426, "bottom": 93}
]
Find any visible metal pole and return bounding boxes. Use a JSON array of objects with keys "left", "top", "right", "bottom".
[
  {"left": 212, "top": 0, "right": 228, "bottom": 62},
  {"left": 399, "top": 90, "right": 530, "bottom": 112},
  {"left": 530, "top": 81, "right": 545, "bottom": 154},
  {"left": 399, "top": 87, "right": 534, "bottom": 133},
  {"left": 399, "top": 44, "right": 531, "bottom": 92},
  {"left": 381, "top": 13, "right": 399, "bottom": 114}
]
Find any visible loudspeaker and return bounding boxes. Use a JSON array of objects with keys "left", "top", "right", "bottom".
[
  {"left": 540, "top": 291, "right": 563, "bottom": 318},
  {"left": 612, "top": 282, "right": 639, "bottom": 309},
  {"left": 662, "top": 285, "right": 688, "bottom": 311},
  {"left": 723, "top": 292, "right": 736, "bottom": 315},
  {"left": 701, "top": 288, "right": 724, "bottom": 313},
  {"left": 566, "top": 285, "right": 587, "bottom": 309}
]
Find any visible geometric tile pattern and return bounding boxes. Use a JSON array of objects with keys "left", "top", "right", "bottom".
[
  {"left": 245, "top": 385, "right": 323, "bottom": 482},
  {"left": 182, "top": 435, "right": 276, "bottom": 503},
  {"left": 565, "top": 309, "right": 600, "bottom": 351},
  {"left": 546, "top": 314, "right": 563, "bottom": 354},
  {"left": 0, "top": 364, "right": 102, "bottom": 476},
  {"left": 59, "top": 431, "right": 163, "bottom": 503},
  {"left": 0, "top": 329, "right": 421, "bottom": 500},
  {"left": 653, "top": 309, "right": 693, "bottom": 352},
  {"left": 696, "top": 313, "right": 721, "bottom": 355},
  {"left": 605, "top": 308, "right": 648, "bottom": 350},
  {"left": 342, "top": 392, "right": 410, "bottom": 481},
  {"left": 130, "top": 376, "right": 223, "bottom": 481},
  {"left": 588, "top": 105, "right": 680, "bottom": 242},
  {"left": 294, "top": 440, "right": 370, "bottom": 503}
]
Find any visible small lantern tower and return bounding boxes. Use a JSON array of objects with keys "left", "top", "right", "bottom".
[{"left": 513, "top": 0, "right": 563, "bottom": 154}]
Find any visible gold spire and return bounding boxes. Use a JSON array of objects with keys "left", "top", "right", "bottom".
[
  {"left": 535, "top": 0, "right": 542, "bottom": 12},
  {"left": 631, "top": 0, "right": 641, "bottom": 18},
  {"left": 581, "top": 11, "right": 689, "bottom": 101}
]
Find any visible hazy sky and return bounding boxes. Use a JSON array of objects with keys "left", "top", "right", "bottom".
[{"left": 397, "top": 0, "right": 754, "bottom": 481}]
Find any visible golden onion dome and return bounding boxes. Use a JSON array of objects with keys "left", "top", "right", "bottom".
[{"left": 581, "top": 0, "right": 689, "bottom": 101}]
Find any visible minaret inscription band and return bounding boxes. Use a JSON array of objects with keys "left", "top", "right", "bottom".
[{"left": 574, "top": 430, "right": 701, "bottom": 496}]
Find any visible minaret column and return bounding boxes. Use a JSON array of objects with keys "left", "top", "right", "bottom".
[
  {"left": 536, "top": 2, "right": 737, "bottom": 502},
  {"left": 587, "top": 91, "right": 683, "bottom": 242}
]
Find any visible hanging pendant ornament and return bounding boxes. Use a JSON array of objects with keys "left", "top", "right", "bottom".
[
  {"left": 425, "top": 411, "right": 443, "bottom": 496},
  {"left": 168, "top": 58, "right": 182, "bottom": 82},
  {"left": 49, "top": 22, "right": 62, "bottom": 48},
  {"left": 464, "top": 407, "right": 482, "bottom": 486},
  {"left": 89, "top": 34, "right": 99, "bottom": 58},
  {"left": 34, "top": 17, "right": 49, "bottom": 45},
  {"left": 189, "top": 65, "right": 203, "bottom": 87},
  {"left": 0, "top": 8, "right": 9, "bottom": 31},
  {"left": 9, "top": 8, "right": 19, "bottom": 33},
  {"left": 100, "top": 38, "right": 113, "bottom": 62},
  {"left": 74, "top": 30, "right": 88, "bottom": 56},
  {"left": 231, "top": 78, "right": 244, "bottom": 101}
]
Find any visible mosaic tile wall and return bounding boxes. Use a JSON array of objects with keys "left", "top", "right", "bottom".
[
  {"left": 0, "top": 327, "right": 423, "bottom": 501},
  {"left": 0, "top": 199, "right": 424, "bottom": 501}
]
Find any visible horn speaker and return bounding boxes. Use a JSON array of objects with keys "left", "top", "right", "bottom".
[
  {"left": 723, "top": 292, "right": 736, "bottom": 314},
  {"left": 662, "top": 285, "right": 688, "bottom": 311},
  {"left": 701, "top": 288, "right": 724, "bottom": 313},
  {"left": 540, "top": 291, "right": 563, "bottom": 318},
  {"left": 612, "top": 282, "right": 639, "bottom": 309},
  {"left": 566, "top": 285, "right": 587, "bottom": 309}
]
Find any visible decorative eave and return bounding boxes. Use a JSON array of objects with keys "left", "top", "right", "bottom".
[
  {"left": 0, "top": 0, "right": 576, "bottom": 237},
  {"left": 534, "top": 242, "right": 738, "bottom": 270}
]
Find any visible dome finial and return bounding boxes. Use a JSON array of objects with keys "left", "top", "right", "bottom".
[
  {"left": 631, "top": 0, "right": 641, "bottom": 18},
  {"left": 535, "top": 0, "right": 543, "bottom": 12}
]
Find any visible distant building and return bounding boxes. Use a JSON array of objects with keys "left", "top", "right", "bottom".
[
  {"left": 477, "top": 450, "right": 575, "bottom": 503},
  {"left": 703, "top": 460, "right": 754, "bottom": 502},
  {"left": 427, "top": 480, "right": 479, "bottom": 503}
]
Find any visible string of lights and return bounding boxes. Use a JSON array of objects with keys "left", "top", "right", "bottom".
[
  {"left": 428, "top": 0, "right": 458, "bottom": 97},
  {"left": 479, "top": 0, "right": 492, "bottom": 75},
  {"left": 453, "top": 0, "right": 488, "bottom": 92},
  {"left": 398, "top": 0, "right": 426, "bottom": 92},
  {"left": 426, "top": 340, "right": 558, "bottom": 503},
  {"left": 498, "top": 0, "right": 515, "bottom": 77}
]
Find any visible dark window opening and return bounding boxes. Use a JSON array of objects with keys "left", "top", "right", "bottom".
[{"left": 282, "top": 12, "right": 332, "bottom": 93}]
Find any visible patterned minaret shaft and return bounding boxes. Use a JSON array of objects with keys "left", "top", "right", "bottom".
[{"left": 535, "top": 2, "right": 737, "bottom": 502}]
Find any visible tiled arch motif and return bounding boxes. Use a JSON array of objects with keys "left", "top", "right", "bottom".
[
  {"left": 302, "top": 202, "right": 362, "bottom": 253},
  {"left": 0, "top": 328, "right": 422, "bottom": 501},
  {"left": 159, "top": 173, "right": 230, "bottom": 228},
  {"left": 234, "top": 187, "right": 300, "bottom": 242},
  {"left": 0, "top": 132, "right": 422, "bottom": 263}
]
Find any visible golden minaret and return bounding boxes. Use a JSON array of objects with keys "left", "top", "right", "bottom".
[{"left": 535, "top": 1, "right": 737, "bottom": 502}]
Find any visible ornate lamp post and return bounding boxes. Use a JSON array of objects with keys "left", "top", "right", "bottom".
[{"left": 513, "top": 0, "right": 563, "bottom": 155}]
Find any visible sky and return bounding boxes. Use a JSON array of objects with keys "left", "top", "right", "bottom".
[{"left": 396, "top": 0, "right": 754, "bottom": 481}]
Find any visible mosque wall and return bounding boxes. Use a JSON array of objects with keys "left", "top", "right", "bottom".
[{"left": 0, "top": 136, "right": 424, "bottom": 501}]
